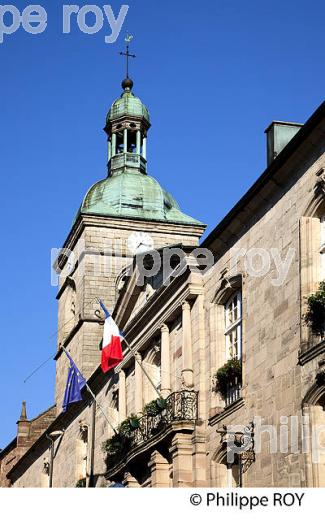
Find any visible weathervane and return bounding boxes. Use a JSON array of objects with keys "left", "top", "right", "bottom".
[{"left": 119, "top": 34, "right": 136, "bottom": 79}]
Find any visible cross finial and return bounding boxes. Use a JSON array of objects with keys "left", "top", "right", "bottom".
[{"left": 119, "top": 34, "right": 136, "bottom": 79}]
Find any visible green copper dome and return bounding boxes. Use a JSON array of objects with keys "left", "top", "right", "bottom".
[
  {"left": 75, "top": 78, "right": 203, "bottom": 227},
  {"left": 107, "top": 89, "right": 150, "bottom": 123},
  {"left": 78, "top": 171, "right": 202, "bottom": 225}
]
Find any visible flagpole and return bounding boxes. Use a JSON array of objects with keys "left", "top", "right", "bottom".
[
  {"left": 122, "top": 336, "right": 164, "bottom": 401},
  {"left": 96, "top": 299, "right": 164, "bottom": 401},
  {"left": 61, "top": 346, "right": 118, "bottom": 435}
]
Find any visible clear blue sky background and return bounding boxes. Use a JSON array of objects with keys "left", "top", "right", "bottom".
[{"left": 0, "top": 0, "right": 324, "bottom": 447}]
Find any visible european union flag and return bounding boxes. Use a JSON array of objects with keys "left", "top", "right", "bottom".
[{"left": 62, "top": 351, "right": 86, "bottom": 412}]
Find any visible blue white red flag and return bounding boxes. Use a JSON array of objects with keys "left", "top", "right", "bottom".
[{"left": 99, "top": 300, "right": 124, "bottom": 373}]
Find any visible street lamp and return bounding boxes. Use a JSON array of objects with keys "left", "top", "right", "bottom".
[{"left": 46, "top": 430, "right": 64, "bottom": 488}]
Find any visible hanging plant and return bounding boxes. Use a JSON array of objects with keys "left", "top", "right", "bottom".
[
  {"left": 143, "top": 398, "right": 167, "bottom": 417},
  {"left": 215, "top": 358, "right": 242, "bottom": 397},
  {"left": 304, "top": 281, "right": 325, "bottom": 337}
]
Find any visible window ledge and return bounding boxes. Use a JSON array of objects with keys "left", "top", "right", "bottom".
[{"left": 208, "top": 397, "right": 244, "bottom": 427}]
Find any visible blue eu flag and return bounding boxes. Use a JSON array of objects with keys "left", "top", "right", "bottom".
[{"left": 62, "top": 351, "right": 86, "bottom": 412}]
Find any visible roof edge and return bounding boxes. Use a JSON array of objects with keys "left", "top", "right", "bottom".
[{"left": 202, "top": 101, "right": 325, "bottom": 250}]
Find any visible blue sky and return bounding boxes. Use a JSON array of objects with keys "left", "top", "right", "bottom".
[{"left": 0, "top": 0, "right": 324, "bottom": 447}]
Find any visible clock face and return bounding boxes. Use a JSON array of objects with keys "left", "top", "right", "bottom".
[{"left": 127, "top": 232, "right": 154, "bottom": 255}]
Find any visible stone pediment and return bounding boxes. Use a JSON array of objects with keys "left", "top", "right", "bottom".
[{"left": 113, "top": 244, "right": 196, "bottom": 331}]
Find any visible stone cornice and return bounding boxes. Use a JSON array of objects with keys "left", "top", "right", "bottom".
[
  {"left": 298, "top": 340, "right": 325, "bottom": 365},
  {"left": 57, "top": 213, "right": 205, "bottom": 270}
]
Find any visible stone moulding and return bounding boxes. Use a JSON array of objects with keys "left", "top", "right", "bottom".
[{"left": 298, "top": 339, "right": 325, "bottom": 365}]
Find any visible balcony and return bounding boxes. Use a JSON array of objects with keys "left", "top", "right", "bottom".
[
  {"left": 131, "top": 390, "right": 198, "bottom": 445},
  {"left": 103, "top": 390, "right": 198, "bottom": 472}
]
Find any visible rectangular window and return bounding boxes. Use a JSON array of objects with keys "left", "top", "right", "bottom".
[{"left": 225, "top": 292, "right": 242, "bottom": 360}]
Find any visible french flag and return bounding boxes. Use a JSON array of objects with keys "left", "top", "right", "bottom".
[{"left": 99, "top": 300, "right": 124, "bottom": 373}]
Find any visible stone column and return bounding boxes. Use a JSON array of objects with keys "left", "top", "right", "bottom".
[
  {"left": 181, "top": 301, "right": 194, "bottom": 388},
  {"left": 142, "top": 136, "right": 147, "bottom": 159},
  {"left": 149, "top": 450, "right": 171, "bottom": 487},
  {"left": 111, "top": 133, "right": 116, "bottom": 156},
  {"left": 107, "top": 139, "right": 111, "bottom": 161},
  {"left": 136, "top": 130, "right": 141, "bottom": 154},
  {"left": 118, "top": 369, "right": 126, "bottom": 423},
  {"left": 160, "top": 324, "right": 171, "bottom": 398},
  {"left": 170, "top": 433, "right": 193, "bottom": 487},
  {"left": 124, "top": 128, "right": 128, "bottom": 153},
  {"left": 135, "top": 353, "right": 143, "bottom": 414}
]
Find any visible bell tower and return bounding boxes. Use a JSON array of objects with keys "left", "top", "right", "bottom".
[
  {"left": 54, "top": 43, "right": 205, "bottom": 412},
  {"left": 105, "top": 77, "right": 150, "bottom": 177}
]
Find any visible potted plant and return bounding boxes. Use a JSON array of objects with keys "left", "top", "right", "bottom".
[
  {"left": 118, "top": 414, "right": 140, "bottom": 437},
  {"left": 76, "top": 478, "right": 86, "bottom": 487},
  {"left": 215, "top": 358, "right": 242, "bottom": 398},
  {"left": 304, "top": 281, "right": 325, "bottom": 337},
  {"left": 143, "top": 398, "right": 167, "bottom": 417}
]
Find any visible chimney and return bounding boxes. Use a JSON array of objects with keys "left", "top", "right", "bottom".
[
  {"left": 17, "top": 401, "right": 30, "bottom": 447},
  {"left": 265, "top": 121, "right": 303, "bottom": 166}
]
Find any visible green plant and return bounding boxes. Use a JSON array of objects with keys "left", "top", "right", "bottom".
[
  {"left": 76, "top": 478, "right": 86, "bottom": 488},
  {"left": 102, "top": 432, "right": 131, "bottom": 469},
  {"left": 118, "top": 415, "right": 140, "bottom": 437},
  {"left": 143, "top": 398, "right": 167, "bottom": 417},
  {"left": 304, "top": 281, "right": 325, "bottom": 337},
  {"left": 102, "top": 433, "right": 123, "bottom": 457},
  {"left": 215, "top": 358, "right": 242, "bottom": 397}
]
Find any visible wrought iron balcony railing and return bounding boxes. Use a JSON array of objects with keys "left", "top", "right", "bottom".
[
  {"left": 104, "top": 390, "right": 198, "bottom": 470},
  {"left": 131, "top": 390, "right": 198, "bottom": 446}
]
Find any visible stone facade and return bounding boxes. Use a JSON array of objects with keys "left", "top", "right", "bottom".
[{"left": 2, "top": 91, "right": 325, "bottom": 487}]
